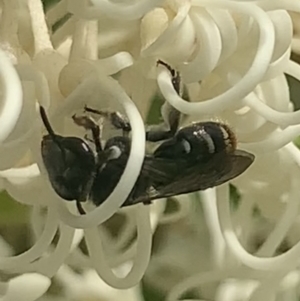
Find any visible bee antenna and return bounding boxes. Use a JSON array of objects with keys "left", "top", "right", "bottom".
[
  {"left": 39, "top": 106, "right": 56, "bottom": 137},
  {"left": 39, "top": 106, "right": 67, "bottom": 163}
]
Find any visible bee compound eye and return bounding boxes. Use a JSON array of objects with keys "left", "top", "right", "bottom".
[{"left": 41, "top": 135, "right": 96, "bottom": 202}]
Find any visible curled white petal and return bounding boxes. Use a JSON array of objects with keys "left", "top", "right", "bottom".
[
  {"left": 68, "top": 0, "right": 163, "bottom": 20},
  {"left": 2, "top": 167, "right": 53, "bottom": 206},
  {"left": 14, "top": 224, "right": 75, "bottom": 278},
  {"left": 46, "top": 0, "right": 68, "bottom": 28},
  {"left": 16, "top": 65, "right": 50, "bottom": 108},
  {"left": 180, "top": 10, "right": 222, "bottom": 83},
  {"left": 1, "top": 273, "right": 50, "bottom": 301},
  {"left": 141, "top": 1, "right": 191, "bottom": 57},
  {"left": 95, "top": 52, "right": 134, "bottom": 75},
  {"left": 27, "top": 0, "right": 53, "bottom": 54},
  {"left": 255, "top": 154, "right": 299, "bottom": 257},
  {"left": 90, "top": 0, "right": 163, "bottom": 20},
  {"left": 84, "top": 205, "right": 151, "bottom": 289},
  {"left": 0, "top": 49, "right": 23, "bottom": 143},
  {"left": 159, "top": 195, "right": 191, "bottom": 224},
  {"left": 257, "top": 0, "right": 300, "bottom": 12},
  {"left": 157, "top": 1, "right": 274, "bottom": 115},
  {"left": 200, "top": 189, "right": 225, "bottom": 269},
  {"left": 216, "top": 148, "right": 300, "bottom": 272},
  {"left": 0, "top": 164, "right": 39, "bottom": 183},
  {"left": 0, "top": 207, "right": 58, "bottom": 271},
  {"left": 166, "top": 270, "right": 227, "bottom": 301},
  {"left": 98, "top": 202, "right": 164, "bottom": 268},
  {"left": 207, "top": 8, "right": 238, "bottom": 63},
  {"left": 158, "top": 0, "right": 274, "bottom": 115},
  {"left": 240, "top": 128, "right": 300, "bottom": 154},
  {"left": 69, "top": 19, "right": 98, "bottom": 61}
]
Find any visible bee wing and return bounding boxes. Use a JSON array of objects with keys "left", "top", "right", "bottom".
[
  {"left": 140, "top": 155, "right": 182, "bottom": 183},
  {"left": 134, "top": 149, "right": 254, "bottom": 204}
]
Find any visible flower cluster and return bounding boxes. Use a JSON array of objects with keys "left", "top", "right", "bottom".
[{"left": 0, "top": 0, "right": 300, "bottom": 300}]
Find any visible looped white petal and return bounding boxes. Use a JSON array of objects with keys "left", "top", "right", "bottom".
[
  {"left": 95, "top": 52, "right": 134, "bottom": 75},
  {"left": 255, "top": 150, "right": 300, "bottom": 257},
  {"left": 166, "top": 270, "right": 226, "bottom": 301},
  {"left": 0, "top": 49, "right": 22, "bottom": 144},
  {"left": 247, "top": 278, "right": 278, "bottom": 301},
  {"left": 268, "top": 10, "right": 292, "bottom": 63},
  {"left": 51, "top": 18, "right": 76, "bottom": 50},
  {"left": 158, "top": 0, "right": 275, "bottom": 115},
  {"left": 0, "top": 164, "right": 39, "bottom": 183},
  {"left": 207, "top": 8, "right": 237, "bottom": 63},
  {"left": 91, "top": 0, "right": 163, "bottom": 20},
  {"left": 0, "top": 65, "right": 49, "bottom": 168},
  {"left": 141, "top": 1, "right": 191, "bottom": 58},
  {"left": 1, "top": 166, "right": 54, "bottom": 206},
  {"left": 11, "top": 223, "right": 75, "bottom": 278},
  {"left": 46, "top": 0, "right": 68, "bottom": 28},
  {"left": 84, "top": 205, "right": 151, "bottom": 289},
  {"left": 16, "top": 65, "right": 50, "bottom": 108},
  {"left": 0, "top": 207, "right": 58, "bottom": 272},
  {"left": 68, "top": 0, "right": 163, "bottom": 20},
  {"left": 262, "top": 10, "right": 292, "bottom": 80},
  {"left": 69, "top": 19, "right": 98, "bottom": 61},
  {"left": 217, "top": 150, "right": 300, "bottom": 272},
  {"left": 27, "top": 0, "right": 53, "bottom": 55},
  {"left": 159, "top": 195, "right": 191, "bottom": 224},
  {"left": 257, "top": 0, "right": 300, "bottom": 12},
  {"left": 200, "top": 189, "right": 225, "bottom": 269},
  {"left": 180, "top": 9, "right": 222, "bottom": 83},
  {"left": 31, "top": 224, "right": 75, "bottom": 278},
  {"left": 240, "top": 128, "right": 300, "bottom": 154},
  {"left": 0, "top": 64, "right": 50, "bottom": 169},
  {"left": 263, "top": 47, "right": 291, "bottom": 81},
  {"left": 96, "top": 202, "right": 164, "bottom": 268},
  {"left": 59, "top": 52, "right": 133, "bottom": 97},
  {"left": 1, "top": 273, "right": 50, "bottom": 301},
  {"left": 242, "top": 91, "right": 300, "bottom": 128}
]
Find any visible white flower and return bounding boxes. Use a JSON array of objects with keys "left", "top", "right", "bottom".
[
  {"left": 52, "top": 264, "right": 144, "bottom": 301},
  {"left": 0, "top": 0, "right": 300, "bottom": 301},
  {"left": 0, "top": 273, "right": 50, "bottom": 301}
]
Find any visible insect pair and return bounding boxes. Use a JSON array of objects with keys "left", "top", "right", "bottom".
[{"left": 40, "top": 62, "right": 254, "bottom": 215}]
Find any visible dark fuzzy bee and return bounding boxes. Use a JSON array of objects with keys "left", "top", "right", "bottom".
[{"left": 40, "top": 62, "right": 254, "bottom": 214}]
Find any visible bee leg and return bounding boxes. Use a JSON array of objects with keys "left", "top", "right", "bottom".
[
  {"left": 109, "top": 111, "right": 131, "bottom": 136},
  {"left": 76, "top": 201, "right": 86, "bottom": 215},
  {"left": 72, "top": 114, "right": 102, "bottom": 153},
  {"left": 146, "top": 61, "right": 184, "bottom": 142},
  {"left": 146, "top": 128, "right": 175, "bottom": 142},
  {"left": 83, "top": 134, "right": 95, "bottom": 144},
  {"left": 157, "top": 60, "right": 182, "bottom": 96},
  {"left": 146, "top": 101, "right": 181, "bottom": 142},
  {"left": 84, "top": 106, "right": 131, "bottom": 137}
]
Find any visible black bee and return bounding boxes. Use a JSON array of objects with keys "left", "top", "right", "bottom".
[{"left": 40, "top": 62, "right": 254, "bottom": 214}]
